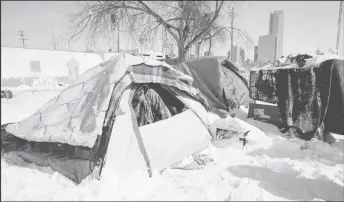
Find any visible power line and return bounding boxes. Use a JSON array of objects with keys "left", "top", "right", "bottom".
[{"left": 18, "top": 30, "right": 28, "bottom": 48}]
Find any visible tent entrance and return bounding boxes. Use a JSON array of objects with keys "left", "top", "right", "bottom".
[{"left": 131, "top": 83, "right": 189, "bottom": 127}]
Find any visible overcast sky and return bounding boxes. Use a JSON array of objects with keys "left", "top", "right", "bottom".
[{"left": 1, "top": 1, "right": 342, "bottom": 59}]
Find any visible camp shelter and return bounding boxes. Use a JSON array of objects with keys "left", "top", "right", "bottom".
[
  {"left": 1, "top": 53, "right": 219, "bottom": 184},
  {"left": 174, "top": 56, "right": 250, "bottom": 112},
  {"left": 249, "top": 53, "right": 344, "bottom": 140}
]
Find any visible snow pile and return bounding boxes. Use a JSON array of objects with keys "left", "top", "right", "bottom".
[{"left": 1, "top": 91, "right": 344, "bottom": 201}]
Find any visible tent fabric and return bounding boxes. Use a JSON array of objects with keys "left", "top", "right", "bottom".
[
  {"left": 175, "top": 56, "right": 250, "bottom": 111},
  {"left": 91, "top": 87, "right": 211, "bottom": 178},
  {"left": 2, "top": 54, "right": 218, "bottom": 183},
  {"left": 250, "top": 58, "right": 344, "bottom": 139},
  {"left": 100, "top": 87, "right": 211, "bottom": 176},
  {"left": 16, "top": 151, "right": 96, "bottom": 184},
  {"left": 323, "top": 60, "right": 344, "bottom": 135},
  {"left": 1, "top": 53, "right": 254, "bottom": 184},
  {"left": 4, "top": 54, "right": 209, "bottom": 149}
]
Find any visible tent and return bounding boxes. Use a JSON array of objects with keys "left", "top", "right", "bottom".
[
  {"left": 1, "top": 54, "right": 239, "bottom": 184},
  {"left": 175, "top": 56, "right": 250, "bottom": 112},
  {"left": 249, "top": 53, "right": 344, "bottom": 141}
]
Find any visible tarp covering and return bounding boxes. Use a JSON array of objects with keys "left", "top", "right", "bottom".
[
  {"left": 4, "top": 54, "right": 208, "bottom": 149},
  {"left": 175, "top": 57, "right": 250, "bottom": 111},
  {"left": 1, "top": 54, "right": 214, "bottom": 183},
  {"left": 96, "top": 88, "right": 211, "bottom": 177},
  {"left": 250, "top": 56, "right": 344, "bottom": 139}
]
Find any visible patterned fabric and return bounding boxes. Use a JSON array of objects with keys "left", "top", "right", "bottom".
[
  {"left": 1, "top": 54, "right": 215, "bottom": 183},
  {"left": 1, "top": 54, "right": 211, "bottom": 160}
]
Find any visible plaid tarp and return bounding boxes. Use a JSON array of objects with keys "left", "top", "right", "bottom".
[
  {"left": 2, "top": 54, "right": 213, "bottom": 169},
  {"left": 97, "top": 63, "right": 214, "bottom": 178}
]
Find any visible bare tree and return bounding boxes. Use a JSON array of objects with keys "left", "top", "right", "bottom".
[
  {"left": 199, "top": 22, "right": 254, "bottom": 58},
  {"left": 69, "top": 1, "right": 226, "bottom": 63},
  {"left": 201, "top": 24, "right": 229, "bottom": 55}
]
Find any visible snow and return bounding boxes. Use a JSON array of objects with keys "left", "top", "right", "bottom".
[
  {"left": 1, "top": 91, "right": 344, "bottom": 201},
  {"left": 251, "top": 53, "right": 341, "bottom": 71}
]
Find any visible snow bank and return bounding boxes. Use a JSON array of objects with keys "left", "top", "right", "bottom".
[{"left": 1, "top": 92, "right": 343, "bottom": 201}]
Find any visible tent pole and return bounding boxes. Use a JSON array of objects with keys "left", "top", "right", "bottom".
[{"left": 128, "top": 88, "right": 153, "bottom": 178}]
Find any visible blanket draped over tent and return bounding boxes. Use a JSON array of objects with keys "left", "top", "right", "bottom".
[
  {"left": 1, "top": 54, "right": 214, "bottom": 183},
  {"left": 249, "top": 57, "right": 344, "bottom": 139},
  {"left": 175, "top": 57, "right": 250, "bottom": 111}
]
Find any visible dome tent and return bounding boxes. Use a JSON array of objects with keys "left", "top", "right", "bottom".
[{"left": 1, "top": 54, "right": 222, "bottom": 184}]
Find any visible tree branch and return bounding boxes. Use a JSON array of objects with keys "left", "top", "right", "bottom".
[
  {"left": 137, "top": 1, "right": 179, "bottom": 42},
  {"left": 185, "top": 0, "right": 225, "bottom": 49}
]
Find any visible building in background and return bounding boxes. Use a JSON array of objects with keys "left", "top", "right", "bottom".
[
  {"left": 240, "top": 48, "right": 246, "bottom": 62},
  {"left": 231, "top": 46, "right": 240, "bottom": 62},
  {"left": 254, "top": 46, "right": 259, "bottom": 62},
  {"left": 204, "top": 51, "right": 213, "bottom": 56},
  {"left": 119, "top": 48, "right": 140, "bottom": 56},
  {"left": 1, "top": 46, "right": 105, "bottom": 87},
  {"left": 253, "top": 46, "right": 258, "bottom": 62},
  {"left": 258, "top": 10, "right": 284, "bottom": 63},
  {"left": 195, "top": 41, "right": 203, "bottom": 57},
  {"left": 258, "top": 35, "right": 277, "bottom": 63}
]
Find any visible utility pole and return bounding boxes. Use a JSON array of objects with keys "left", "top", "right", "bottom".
[
  {"left": 52, "top": 28, "right": 58, "bottom": 50},
  {"left": 342, "top": 1, "right": 344, "bottom": 58},
  {"left": 229, "top": 6, "right": 235, "bottom": 61},
  {"left": 117, "top": 20, "right": 120, "bottom": 52},
  {"left": 18, "top": 30, "right": 28, "bottom": 48},
  {"left": 336, "top": 1, "right": 343, "bottom": 54}
]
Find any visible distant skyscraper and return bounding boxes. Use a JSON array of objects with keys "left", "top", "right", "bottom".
[
  {"left": 258, "top": 35, "right": 278, "bottom": 63},
  {"left": 254, "top": 46, "right": 258, "bottom": 62},
  {"left": 258, "top": 10, "right": 284, "bottom": 63},
  {"left": 269, "top": 10, "right": 284, "bottom": 60}
]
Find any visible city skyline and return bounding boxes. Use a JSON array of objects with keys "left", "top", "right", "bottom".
[{"left": 1, "top": 1, "right": 342, "bottom": 59}]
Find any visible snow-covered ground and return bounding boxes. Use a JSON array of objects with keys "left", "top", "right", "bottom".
[{"left": 1, "top": 91, "right": 344, "bottom": 201}]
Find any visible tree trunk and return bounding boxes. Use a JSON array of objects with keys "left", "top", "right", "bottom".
[
  {"left": 178, "top": 45, "right": 187, "bottom": 64},
  {"left": 208, "top": 36, "right": 212, "bottom": 55}
]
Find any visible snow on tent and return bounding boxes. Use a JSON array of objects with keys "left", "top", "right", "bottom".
[
  {"left": 67, "top": 54, "right": 103, "bottom": 82},
  {"left": 1, "top": 54, "right": 250, "bottom": 184},
  {"left": 175, "top": 56, "right": 250, "bottom": 113}
]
